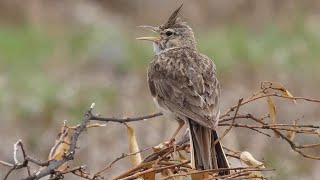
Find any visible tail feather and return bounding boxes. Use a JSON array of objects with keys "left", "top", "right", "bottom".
[
  {"left": 188, "top": 119, "right": 230, "bottom": 175},
  {"left": 212, "top": 130, "right": 230, "bottom": 175}
]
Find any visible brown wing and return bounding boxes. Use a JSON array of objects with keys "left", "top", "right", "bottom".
[{"left": 148, "top": 48, "right": 220, "bottom": 129}]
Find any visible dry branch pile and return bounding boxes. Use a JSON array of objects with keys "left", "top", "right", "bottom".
[{"left": 1, "top": 81, "right": 319, "bottom": 180}]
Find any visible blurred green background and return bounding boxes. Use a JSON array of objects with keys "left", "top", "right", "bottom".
[{"left": 0, "top": 0, "right": 320, "bottom": 179}]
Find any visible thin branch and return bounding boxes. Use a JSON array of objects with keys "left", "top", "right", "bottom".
[
  {"left": 218, "top": 123, "right": 318, "bottom": 134},
  {"left": 143, "top": 144, "right": 189, "bottom": 163},
  {"left": 13, "top": 140, "right": 21, "bottom": 165},
  {"left": 246, "top": 113, "right": 320, "bottom": 160},
  {"left": 118, "top": 160, "right": 190, "bottom": 180},
  {"left": 0, "top": 160, "right": 13, "bottom": 167},
  {"left": 214, "top": 98, "right": 243, "bottom": 145},
  {"left": 25, "top": 156, "right": 50, "bottom": 166},
  {"left": 18, "top": 141, "right": 31, "bottom": 176},
  {"left": 54, "top": 165, "right": 91, "bottom": 179},
  {"left": 91, "top": 112, "right": 163, "bottom": 123},
  {"left": 4, "top": 140, "right": 31, "bottom": 180},
  {"left": 4, "top": 167, "right": 16, "bottom": 180},
  {"left": 92, "top": 148, "right": 149, "bottom": 179},
  {"left": 48, "top": 126, "right": 69, "bottom": 161}
]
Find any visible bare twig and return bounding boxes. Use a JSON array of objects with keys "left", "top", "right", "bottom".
[
  {"left": 91, "top": 112, "right": 163, "bottom": 123},
  {"left": 25, "top": 156, "right": 49, "bottom": 166},
  {"left": 92, "top": 148, "right": 149, "bottom": 179},
  {"left": 0, "top": 160, "right": 13, "bottom": 167},
  {"left": 214, "top": 99, "right": 243, "bottom": 145},
  {"left": 4, "top": 140, "right": 31, "bottom": 180},
  {"left": 13, "top": 140, "right": 21, "bottom": 165},
  {"left": 4, "top": 167, "right": 16, "bottom": 180},
  {"left": 54, "top": 165, "right": 90, "bottom": 179},
  {"left": 18, "top": 141, "right": 31, "bottom": 176},
  {"left": 246, "top": 113, "right": 320, "bottom": 160},
  {"left": 119, "top": 160, "right": 190, "bottom": 180}
]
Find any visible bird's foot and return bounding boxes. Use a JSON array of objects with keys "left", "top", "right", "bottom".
[
  {"left": 163, "top": 138, "right": 176, "bottom": 147},
  {"left": 164, "top": 138, "right": 178, "bottom": 161}
]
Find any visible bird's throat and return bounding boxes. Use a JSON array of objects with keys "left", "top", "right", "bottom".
[{"left": 152, "top": 42, "right": 162, "bottom": 54}]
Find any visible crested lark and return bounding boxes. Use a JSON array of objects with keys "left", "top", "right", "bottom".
[{"left": 137, "top": 5, "right": 229, "bottom": 174}]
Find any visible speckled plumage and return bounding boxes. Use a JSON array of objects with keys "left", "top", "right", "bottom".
[
  {"left": 139, "top": 5, "right": 229, "bottom": 173},
  {"left": 148, "top": 47, "right": 220, "bottom": 129}
]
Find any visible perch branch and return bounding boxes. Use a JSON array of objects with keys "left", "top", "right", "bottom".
[{"left": 91, "top": 112, "right": 163, "bottom": 123}]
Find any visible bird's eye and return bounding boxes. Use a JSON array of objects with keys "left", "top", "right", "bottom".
[{"left": 165, "top": 31, "right": 173, "bottom": 36}]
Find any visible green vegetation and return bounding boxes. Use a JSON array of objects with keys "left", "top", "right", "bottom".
[
  {"left": 0, "top": 22, "right": 319, "bottom": 122},
  {"left": 198, "top": 24, "right": 320, "bottom": 70}
]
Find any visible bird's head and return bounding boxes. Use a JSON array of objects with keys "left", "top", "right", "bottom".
[{"left": 137, "top": 5, "right": 196, "bottom": 54}]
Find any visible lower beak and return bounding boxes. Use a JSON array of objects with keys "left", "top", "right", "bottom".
[{"left": 136, "top": 36, "right": 160, "bottom": 42}]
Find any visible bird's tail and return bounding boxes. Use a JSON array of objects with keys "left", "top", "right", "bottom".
[{"left": 188, "top": 119, "right": 230, "bottom": 175}]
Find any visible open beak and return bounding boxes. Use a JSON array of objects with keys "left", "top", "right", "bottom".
[{"left": 136, "top": 25, "right": 160, "bottom": 42}]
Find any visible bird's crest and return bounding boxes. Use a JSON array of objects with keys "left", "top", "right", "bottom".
[{"left": 161, "top": 4, "right": 184, "bottom": 29}]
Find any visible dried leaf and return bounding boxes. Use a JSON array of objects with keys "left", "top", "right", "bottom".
[
  {"left": 266, "top": 96, "right": 279, "bottom": 138},
  {"left": 262, "top": 81, "right": 297, "bottom": 104},
  {"left": 48, "top": 127, "right": 74, "bottom": 171},
  {"left": 140, "top": 165, "right": 155, "bottom": 180},
  {"left": 161, "top": 169, "right": 174, "bottom": 179},
  {"left": 240, "top": 151, "right": 265, "bottom": 168},
  {"left": 286, "top": 119, "right": 299, "bottom": 141},
  {"left": 283, "top": 90, "right": 297, "bottom": 104},
  {"left": 141, "top": 170, "right": 155, "bottom": 180},
  {"left": 247, "top": 171, "right": 265, "bottom": 180},
  {"left": 178, "top": 151, "right": 186, "bottom": 160},
  {"left": 191, "top": 171, "right": 210, "bottom": 180},
  {"left": 152, "top": 142, "right": 166, "bottom": 152},
  {"left": 286, "top": 130, "right": 295, "bottom": 141},
  {"left": 127, "top": 124, "right": 141, "bottom": 166},
  {"left": 48, "top": 121, "right": 106, "bottom": 171}
]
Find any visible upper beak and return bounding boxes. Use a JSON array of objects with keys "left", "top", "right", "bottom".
[
  {"left": 136, "top": 36, "right": 160, "bottom": 42},
  {"left": 136, "top": 25, "right": 160, "bottom": 42}
]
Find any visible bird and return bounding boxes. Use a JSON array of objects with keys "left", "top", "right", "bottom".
[{"left": 137, "top": 5, "right": 230, "bottom": 174}]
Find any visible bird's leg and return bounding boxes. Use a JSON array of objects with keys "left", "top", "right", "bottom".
[
  {"left": 169, "top": 120, "right": 185, "bottom": 145},
  {"left": 168, "top": 120, "right": 185, "bottom": 161}
]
